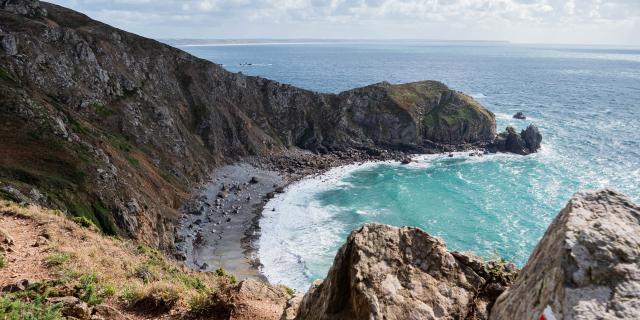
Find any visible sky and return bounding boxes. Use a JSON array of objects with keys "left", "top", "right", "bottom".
[{"left": 47, "top": 0, "right": 640, "bottom": 46}]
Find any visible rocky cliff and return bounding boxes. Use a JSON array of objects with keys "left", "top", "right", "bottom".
[
  {"left": 490, "top": 189, "right": 640, "bottom": 320},
  {"left": 290, "top": 190, "right": 640, "bottom": 320},
  {"left": 291, "top": 224, "right": 517, "bottom": 320},
  {"left": 0, "top": 0, "right": 499, "bottom": 248}
]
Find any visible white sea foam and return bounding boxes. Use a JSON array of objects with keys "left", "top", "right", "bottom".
[{"left": 471, "top": 93, "right": 487, "bottom": 99}]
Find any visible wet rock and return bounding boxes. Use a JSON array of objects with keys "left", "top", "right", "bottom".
[
  {"left": 400, "top": 158, "right": 411, "bottom": 164},
  {"left": 249, "top": 176, "right": 259, "bottom": 184},
  {"left": 521, "top": 124, "right": 542, "bottom": 153},
  {"left": 294, "top": 224, "right": 516, "bottom": 320},
  {"left": 266, "top": 192, "right": 275, "bottom": 199},
  {"left": 488, "top": 125, "right": 542, "bottom": 155},
  {"left": 512, "top": 112, "right": 526, "bottom": 120},
  {"left": 491, "top": 189, "right": 640, "bottom": 320},
  {"left": 275, "top": 186, "right": 285, "bottom": 193},
  {"left": 48, "top": 296, "right": 91, "bottom": 320}
]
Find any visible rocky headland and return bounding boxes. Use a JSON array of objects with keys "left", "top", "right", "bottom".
[{"left": 0, "top": 0, "right": 540, "bottom": 276}]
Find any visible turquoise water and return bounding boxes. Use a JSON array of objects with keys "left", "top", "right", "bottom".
[{"left": 181, "top": 41, "right": 640, "bottom": 291}]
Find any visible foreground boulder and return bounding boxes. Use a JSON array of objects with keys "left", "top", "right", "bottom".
[
  {"left": 292, "top": 224, "right": 516, "bottom": 320},
  {"left": 488, "top": 125, "right": 542, "bottom": 155},
  {"left": 491, "top": 189, "right": 640, "bottom": 320}
]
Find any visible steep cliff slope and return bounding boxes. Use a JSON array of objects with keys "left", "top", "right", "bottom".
[{"left": 0, "top": 0, "right": 497, "bottom": 247}]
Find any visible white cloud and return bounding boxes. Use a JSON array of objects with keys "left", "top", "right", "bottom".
[{"left": 47, "top": 0, "right": 640, "bottom": 45}]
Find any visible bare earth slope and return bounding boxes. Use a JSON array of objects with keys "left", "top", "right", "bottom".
[{"left": 0, "top": 0, "right": 497, "bottom": 248}]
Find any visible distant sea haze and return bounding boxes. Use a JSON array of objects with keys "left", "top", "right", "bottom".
[
  {"left": 181, "top": 41, "right": 640, "bottom": 291},
  {"left": 162, "top": 38, "right": 511, "bottom": 47}
]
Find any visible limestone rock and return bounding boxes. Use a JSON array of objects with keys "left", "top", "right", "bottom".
[
  {"left": 490, "top": 189, "right": 640, "bottom": 320},
  {"left": 48, "top": 296, "right": 91, "bottom": 320},
  {"left": 294, "top": 224, "right": 516, "bottom": 320}
]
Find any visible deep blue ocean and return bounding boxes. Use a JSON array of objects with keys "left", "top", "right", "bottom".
[{"left": 181, "top": 41, "right": 640, "bottom": 292}]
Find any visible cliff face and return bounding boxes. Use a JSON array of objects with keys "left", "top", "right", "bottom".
[
  {"left": 290, "top": 190, "right": 640, "bottom": 320},
  {"left": 0, "top": 0, "right": 497, "bottom": 247},
  {"left": 292, "top": 224, "right": 517, "bottom": 320},
  {"left": 490, "top": 189, "right": 640, "bottom": 320}
]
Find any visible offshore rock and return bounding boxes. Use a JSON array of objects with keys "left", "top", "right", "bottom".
[
  {"left": 488, "top": 125, "right": 541, "bottom": 155},
  {"left": 490, "top": 189, "right": 640, "bottom": 320},
  {"left": 293, "top": 224, "right": 517, "bottom": 320}
]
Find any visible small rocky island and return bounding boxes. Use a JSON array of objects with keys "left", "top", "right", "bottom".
[{"left": 6, "top": 2, "right": 638, "bottom": 320}]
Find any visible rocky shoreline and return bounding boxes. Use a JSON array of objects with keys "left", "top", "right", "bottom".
[
  {"left": 174, "top": 144, "right": 508, "bottom": 283},
  {"left": 173, "top": 148, "right": 415, "bottom": 280}
]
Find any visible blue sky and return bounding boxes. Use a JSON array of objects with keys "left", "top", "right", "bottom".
[{"left": 48, "top": 0, "right": 640, "bottom": 45}]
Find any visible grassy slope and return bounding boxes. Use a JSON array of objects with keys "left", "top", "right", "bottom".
[{"left": 0, "top": 200, "right": 288, "bottom": 319}]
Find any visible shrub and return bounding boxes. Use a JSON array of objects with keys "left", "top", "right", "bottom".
[
  {"left": 134, "top": 264, "right": 157, "bottom": 284},
  {"left": 76, "top": 273, "right": 103, "bottom": 306},
  {"left": 0, "top": 294, "right": 63, "bottom": 320},
  {"left": 0, "top": 254, "right": 5, "bottom": 269},
  {"left": 121, "top": 284, "right": 145, "bottom": 306},
  {"left": 130, "top": 282, "right": 180, "bottom": 313},
  {"left": 178, "top": 274, "right": 206, "bottom": 291},
  {"left": 71, "top": 216, "right": 95, "bottom": 229},
  {"left": 45, "top": 252, "right": 71, "bottom": 268}
]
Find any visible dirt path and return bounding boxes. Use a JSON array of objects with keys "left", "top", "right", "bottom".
[{"left": 0, "top": 214, "right": 52, "bottom": 287}]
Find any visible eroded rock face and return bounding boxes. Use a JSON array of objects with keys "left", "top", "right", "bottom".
[
  {"left": 490, "top": 189, "right": 640, "bottom": 320},
  {"left": 293, "top": 224, "right": 516, "bottom": 320}
]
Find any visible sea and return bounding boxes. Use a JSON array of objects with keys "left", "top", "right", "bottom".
[{"left": 180, "top": 41, "right": 640, "bottom": 292}]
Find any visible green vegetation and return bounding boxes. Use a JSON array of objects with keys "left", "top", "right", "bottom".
[
  {"left": 76, "top": 273, "right": 106, "bottom": 306},
  {"left": 215, "top": 268, "right": 237, "bottom": 284},
  {"left": 71, "top": 216, "right": 95, "bottom": 228},
  {"left": 0, "top": 293, "right": 63, "bottom": 320},
  {"left": 45, "top": 252, "right": 71, "bottom": 268},
  {"left": 126, "top": 156, "right": 140, "bottom": 167},
  {"left": 284, "top": 286, "right": 295, "bottom": 296},
  {"left": 66, "top": 199, "right": 117, "bottom": 235},
  {"left": 0, "top": 200, "right": 237, "bottom": 317},
  {"left": 0, "top": 67, "right": 18, "bottom": 84},
  {"left": 0, "top": 254, "right": 5, "bottom": 269},
  {"left": 107, "top": 133, "right": 134, "bottom": 153},
  {"left": 387, "top": 81, "right": 448, "bottom": 109},
  {"left": 90, "top": 102, "right": 114, "bottom": 118}
]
